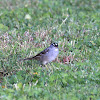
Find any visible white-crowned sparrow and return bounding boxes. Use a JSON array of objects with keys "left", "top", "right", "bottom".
[{"left": 23, "top": 43, "right": 59, "bottom": 65}]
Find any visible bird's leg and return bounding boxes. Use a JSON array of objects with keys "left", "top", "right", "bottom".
[
  {"left": 48, "top": 63, "right": 54, "bottom": 73},
  {"left": 40, "top": 64, "right": 48, "bottom": 71},
  {"left": 45, "top": 64, "right": 49, "bottom": 70}
]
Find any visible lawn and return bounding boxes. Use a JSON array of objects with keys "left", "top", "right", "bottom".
[{"left": 0, "top": 0, "right": 100, "bottom": 100}]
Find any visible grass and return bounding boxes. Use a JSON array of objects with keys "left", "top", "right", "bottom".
[{"left": 0, "top": 0, "right": 100, "bottom": 100}]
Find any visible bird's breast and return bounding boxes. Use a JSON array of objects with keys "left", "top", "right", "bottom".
[{"left": 54, "top": 48, "right": 59, "bottom": 51}]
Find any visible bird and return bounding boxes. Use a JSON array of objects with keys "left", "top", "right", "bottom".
[{"left": 22, "top": 43, "right": 59, "bottom": 65}]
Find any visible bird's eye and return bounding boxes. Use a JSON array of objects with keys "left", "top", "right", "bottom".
[
  {"left": 52, "top": 43, "right": 58, "bottom": 47},
  {"left": 52, "top": 43, "right": 55, "bottom": 45},
  {"left": 55, "top": 43, "right": 58, "bottom": 47}
]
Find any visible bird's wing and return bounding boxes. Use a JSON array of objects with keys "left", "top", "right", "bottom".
[
  {"left": 33, "top": 48, "right": 49, "bottom": 59},
  {"left": 23, "top": 48, "right": 49, "bottom": 61}
]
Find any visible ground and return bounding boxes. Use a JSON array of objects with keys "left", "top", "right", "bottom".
[{"left": 0, "top": 0, "right": 100, "bottom": 100}]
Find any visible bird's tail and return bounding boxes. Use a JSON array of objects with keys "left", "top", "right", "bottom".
[
  {"left": 19, "top": 57, "right": 35, "bottom": 61},
  {"left": 23, "top": 57, "right": 35, "bottom": 60}
]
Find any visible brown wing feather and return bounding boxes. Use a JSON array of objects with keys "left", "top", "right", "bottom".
[{"left": 23, "top": 48, "right": 49, "bottom": 61}]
